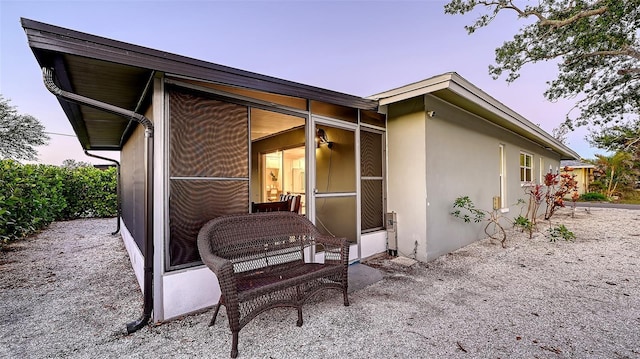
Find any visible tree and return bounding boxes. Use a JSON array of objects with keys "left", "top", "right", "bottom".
[
  {"left": 61, "top": 159, "right": 92, "bottom": 169},
  {"left": 589, "top": 152, "right": 637, "bottom": 196},
  {"left": 589, "top": 121, "right": 640, "bottom": 157},
  {"left": 0, "top": 96, "right": 49, "bottom": 161},
  {"left": 552, "top": 123, "right": 570, "bottom": 144},
  {"left": 444, "top": 0, "right": 640, "bottom": 139}
]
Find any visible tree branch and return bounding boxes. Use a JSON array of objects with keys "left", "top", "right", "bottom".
[
  {"left": 618, "top": 68, "right": 640, "bottom": 75},
  {"left": 540, "top": 6, "right": 608, "bottom": 28},
  {"left": 477, "top": 0, "right": 548, "bottom": 22}
]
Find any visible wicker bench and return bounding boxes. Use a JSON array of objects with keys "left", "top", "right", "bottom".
[{"left": 197, "top": 211, "right": 350, "bottom": 358}]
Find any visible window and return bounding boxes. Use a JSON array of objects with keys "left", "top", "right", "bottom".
[
  {"left": 168, "top": 87, "right": 249, "bottom": 268},
  {"left": 499, "top": 145, "right": 506, "bottom": 208},
  {"left": 360, "top": 129, "right": 385, "bottom": 232},
  {"left": 520, "top": 152, "right": 533, "bottom": 183}
]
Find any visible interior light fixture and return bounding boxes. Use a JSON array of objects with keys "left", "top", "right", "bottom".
[{"left": 316, "top": 128, "right": 333, "bottom": 149}]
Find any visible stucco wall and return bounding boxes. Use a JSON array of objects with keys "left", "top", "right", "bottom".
[
  {"left": 386, "top": 97, "right": 428, "bottom": 261},
  {"left": 387, "top": 94, "right": 561, "bottom": 262}
]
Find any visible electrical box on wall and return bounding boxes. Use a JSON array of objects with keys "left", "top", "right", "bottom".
[
  {"left": 492, "top": 196, "right": 501, "bottom": 210},
  {"left": 385, "top": 212, "right": 397, "bottom": 256}
]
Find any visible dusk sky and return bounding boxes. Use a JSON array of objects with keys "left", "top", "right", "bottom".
[{"left": 1, "top": 0, "right": 601, "bottom": 165}]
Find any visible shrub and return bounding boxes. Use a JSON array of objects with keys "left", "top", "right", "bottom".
[
  {"left": 0, "top": 159, "right": 116, "bottom": 246},
  {"left": 579, "top": 192, "right": 608, "bottom": 202}
]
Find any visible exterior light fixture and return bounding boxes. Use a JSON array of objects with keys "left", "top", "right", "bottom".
[{"left": 316, "top": 128, "right": 333, "bottom": 149}]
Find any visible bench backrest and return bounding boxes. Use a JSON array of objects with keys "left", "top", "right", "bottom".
[
  {"left": 198, "top": 212, "right": 322, "bottom": 273},
  {"left": 251, "top": 200, "right": 290, "bottom": 213}
]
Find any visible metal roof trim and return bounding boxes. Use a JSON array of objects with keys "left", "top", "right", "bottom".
[{"left": 21, "top": 18, "right": 378, "bottom": 111}]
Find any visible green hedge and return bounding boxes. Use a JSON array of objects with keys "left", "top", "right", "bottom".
[
  {"left": 579, "top": 192, "right": 609, "bottom": 202},
  {"left": 0, "top": 159, "right": 117, "bottom": 245}
]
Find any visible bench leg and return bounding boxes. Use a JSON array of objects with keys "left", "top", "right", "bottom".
[
  {"left": 209, "top": 302, "right": 222, "bottom": 327},
  {"left": 296, "top": 286, "right": 303, "bottom": 327},
  {"left": 231, "top": 331, "right": 239, "bottom": 358},
  {"left": 296, "top": 305, "right": 303, "bottom": 327},
  {"left": 343, "top": 287, "right": 350, "bottom": 307}
]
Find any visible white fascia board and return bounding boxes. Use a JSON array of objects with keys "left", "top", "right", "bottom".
[
  {"left": 371, "top": 72, "right": 580, "bottom": 159},
  {"left": 368, "top": 73, "right": 453, "bottom": 104}
]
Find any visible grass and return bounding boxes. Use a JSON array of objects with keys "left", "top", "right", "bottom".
[{"left": 613, "top": 190, "right": 640, "bottom": 205}]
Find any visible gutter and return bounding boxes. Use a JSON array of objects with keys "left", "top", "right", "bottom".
[
  {"left": 83, "top": 150, "right": 121, "bottom": 235},
  {"left": 42, "top": 67, "right": 154, "bottom": 334}
]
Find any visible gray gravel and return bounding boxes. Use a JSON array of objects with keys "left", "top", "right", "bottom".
[{"left": 1, "top": 206, "right": 639, "bottom": 358}]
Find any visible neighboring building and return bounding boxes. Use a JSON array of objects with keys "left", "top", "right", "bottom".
[
  {"left": 22, "top": 19, "right": 579, "bottom": 323},
  {"left": 561, "top": 160, "right": 595, "bottom": 195}
]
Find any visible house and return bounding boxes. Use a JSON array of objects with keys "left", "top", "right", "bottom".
[
  {"left": 369, "top": 74, "right": 580, "bottom": 261},
  {"left": 561, "top": 160, "right": 595, "bottom": 195},
  {"left": 22, "top": 18, "right": 579, "bottom": 326}
]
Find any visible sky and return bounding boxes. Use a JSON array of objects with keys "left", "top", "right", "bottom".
[{"left": 1, "top": 0, "right": 602, "bottom": 166}]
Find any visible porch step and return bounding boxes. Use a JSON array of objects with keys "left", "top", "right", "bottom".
[{"left": 390, "top": 256, "right": 417, "bottom": 267}]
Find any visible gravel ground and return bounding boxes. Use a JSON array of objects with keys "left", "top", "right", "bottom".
[{"left": 1, "top": 206, "right": 639, "bottom": 358}]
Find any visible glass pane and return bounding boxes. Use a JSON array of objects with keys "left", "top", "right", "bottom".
[
  {"left": 520, "top": 168, "right": 525, "bottom": 181},
  {"left": 169, "top": 88, "right": 249, "bottom": 178},
  {"left": 250, "top": 108, "right": 305, "bottom": 141},
  {"left": 311, "top": 100, "right": 357, "bottom": 123},
  {"left": 360, "top": 131, "right": 383, "bottom": 177},
  {"left": 250, "top": 108, "right": 306, "bottom": 208},
  {"left": 315, "top": 126, "right": 356, "bottom": 193},
  {"left": 361, "top": 110, "right": 386, "bottom": 128},
  {"left": 315, "top": 196, "right": 357, "bottom": 244},
  {"left": 520, "top": 153, "right": 525, "bottom": 167},
  {"left": 361, "top": 180, "right": 384, "bottom": 231},
  {"left": 177, "top": 79, "right": 308, "bottom": 110},
  {"left": 169, "top": 180, "right": 249, "bottom": 267}
]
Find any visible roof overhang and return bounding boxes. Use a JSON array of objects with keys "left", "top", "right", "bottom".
[
  {"left": 369, "top": 72, "right": 580, "bottom": 160},
  {"left": 22, "top": 18, "right": 379, "bottom": 151}
]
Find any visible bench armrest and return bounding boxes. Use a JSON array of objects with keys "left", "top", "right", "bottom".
[
  {"left": 315, "top": 234, "right": 349, "bottom": 265},
  {"left": 198, "top": 242, "right": 239, "bottom": 306}
]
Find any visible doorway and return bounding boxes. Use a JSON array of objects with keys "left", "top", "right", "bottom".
[
  {"left": 260, "top": 147, "right": 306, "bottom": 214},
  {"left": 313, "top": 122, "right": 358, "bottom": 244}
]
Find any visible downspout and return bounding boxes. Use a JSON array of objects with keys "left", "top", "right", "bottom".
[
  {"left": 83, "top": 150, "right": 121, "bottom": 235},
  {"left": 42, "top": 67, "right": 154, "bottom": 334}
]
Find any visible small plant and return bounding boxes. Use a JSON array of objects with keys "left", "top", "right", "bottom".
[
  {"left": 547, "top": 224, "right": 576, "bottom": 242},
  {"left": 451, "top": 196, "right": 506, "bottom": 247},
  {"left": 513, "top": 215, "right": 534, "bottom": 239},
  {"left": 451, "top": 196, "right": 485, "bottom": 223},
  {"left": 580, "top": 192, "right": 608, "bottom": 202},
  {"left": 542, "top": 167, "right": 579, "bottom": 220}
]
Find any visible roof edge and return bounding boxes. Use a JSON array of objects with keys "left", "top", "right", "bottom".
[
  {"left": 371, "top": 72, "right": 579, "bottom": 160},
  {"left": 21, "top": 17, "right": 378, "bottom": 111}
]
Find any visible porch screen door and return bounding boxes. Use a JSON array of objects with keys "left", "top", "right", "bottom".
[{"left": 313, "top": 123, "right": 357, "bottom": 244}]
